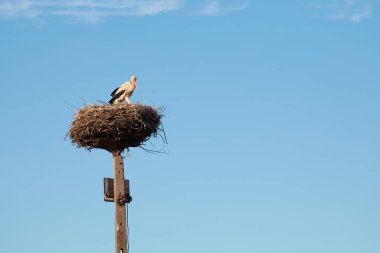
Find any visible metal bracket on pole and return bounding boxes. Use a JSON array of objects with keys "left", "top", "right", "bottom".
[{"left": 104, "top": 178, "right": 132, "bottom": 204}]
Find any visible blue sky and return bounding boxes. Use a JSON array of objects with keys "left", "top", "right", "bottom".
[{"left": 0, "top": 1, "right": 379, "bottom": 253}]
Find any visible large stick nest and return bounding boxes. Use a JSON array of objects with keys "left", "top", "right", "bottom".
[{"left": 67, "top": 104, "right": 164, "bottom": 152}]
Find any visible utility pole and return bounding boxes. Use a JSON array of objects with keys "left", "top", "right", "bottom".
[
  {"left": 114, "top": 154, "right": 127, "bottom": 253},
  {"left": 104, "top": 154, "right": 131, "bottom": 253}
]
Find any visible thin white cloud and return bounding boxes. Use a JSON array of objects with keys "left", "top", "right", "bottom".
[
  {"left": 0, "top": 0, "right": 247, "bottom": 22},
  {"left": 0, "top": 0, "right": 37, "bottom": 18},
  {"left": 0, "top": 0, "right": 181, "bottom": 23},
  {"left": 313, "top": 0, "right": 375, "bottom": 22},
  {"left": 197, "top": 0, "right": 247, "bottom": 16}
]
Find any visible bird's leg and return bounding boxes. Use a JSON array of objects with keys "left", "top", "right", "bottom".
[{"left": 125, "top": 97, "right": 132, "bottom": 104}]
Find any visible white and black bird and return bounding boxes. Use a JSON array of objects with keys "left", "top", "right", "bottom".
[{"left": 109, "top": 75, "right": 138, "bottom": 104}]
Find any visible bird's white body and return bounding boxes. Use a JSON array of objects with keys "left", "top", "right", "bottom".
[
  {"left": 109, "top": 76, "right": 137, "bottom": 105},
  {"left": 114, "top": 81, "right": 135, "bottom": 104}
]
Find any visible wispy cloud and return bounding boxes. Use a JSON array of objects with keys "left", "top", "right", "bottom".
[
  {"left": 312, "top": 0, "right": 375, "bottom": 22},
  {"left": 0, "top": 0, "right": 247, "bottom": 23},
  {"left": 0, "top": 0, "right": 37, "bottom": 18},
  {"left": 0, "top": 0, "right": 181, "bottom": 23},
  {"left": 197, "top": 0, "right": 247, "bottom": 16}
]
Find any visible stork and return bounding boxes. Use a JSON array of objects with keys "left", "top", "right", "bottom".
[{"left": 109, "top": 75, "right": 138, "bottom": 104}]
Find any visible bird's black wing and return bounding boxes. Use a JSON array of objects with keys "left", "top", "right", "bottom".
[
  {"left": 108, "top": 97, "right": 116, "bottom": 104},
  {"left": 110, "top": 87, "right": 119, "bottom": 96},
  {"left": 108, "top": 90, "right": 125, "bottom": 104}
]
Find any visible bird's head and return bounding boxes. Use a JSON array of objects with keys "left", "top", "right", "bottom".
[{"left": 130, "top": 75, "right": 137, "bottom": 88}]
